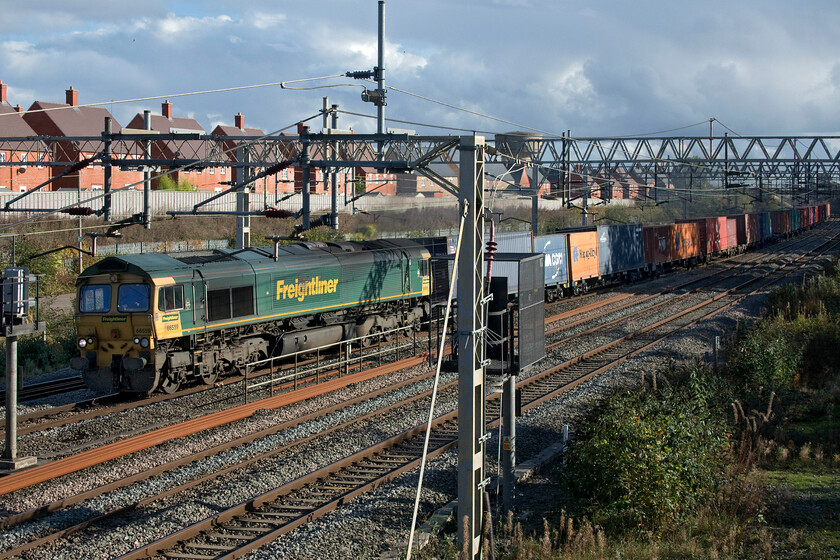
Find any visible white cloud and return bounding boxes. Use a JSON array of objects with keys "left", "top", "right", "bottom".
[
  {"left": 153, "top": 14, "right": 234, "bottom": 42},
  {"left": 250, "top": 12, "right": 287, "bottom": 31}
]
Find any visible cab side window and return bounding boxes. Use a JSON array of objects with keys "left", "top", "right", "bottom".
[{"left": 158, "top": 285, "right": 184, "bottom": 312}]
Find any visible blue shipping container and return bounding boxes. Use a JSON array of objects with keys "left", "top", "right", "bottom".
[
  {"left": 535, "top": 233, "right": 569, "bottom": 289},
  {"left": 759, "top": 212, "right": 772, "bottom": 240},
  {"left": 597, "top": 224, "right": 644, "bottom": 276}
]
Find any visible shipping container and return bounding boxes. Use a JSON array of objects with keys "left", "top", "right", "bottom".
[
  {"left": 758, "top": 212, "right": 772, "bottom": 241},
  {"left": 772, "top": 210, "right": 791, "bottom": 236},
  {"left": 678, "top": 217, "right": 727, "bottom": 254},
  {"left": 674, "top": 222, "right": 702, "bottom": 260},
  {"left": 597, "top": 224, "right": 644, "bottom": 276},
  {"left": 746, "top": 213, "right": 761, "bottom": 246},
  {"left": 725, "top": 216, "right": 738, "bottom": 250},
  {"left": 790, "top": 208, "right": 801, "bottom": 232},
  {"left": 733, "top": 214, "right": 748, "bottom": 247},
  {"left": 566, "top": 230, "right": 601, "bottom": 283},
  {"left": 535, "top": 233, "right": 569, "bottom": 297},
  {"left": 643, "top": 224, "right": 674, "bottom": 267},
  {"left": 439, "top": 229, "right": 533, "bottom": 295},
  {"left": 488, "top": 231, "right": 534, "bottom": 294}
]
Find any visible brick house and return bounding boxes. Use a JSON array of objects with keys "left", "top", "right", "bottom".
[
  {"left": 126, "top": 101, "right": 220, "bottom": 191},
  {"left": 211, "top": 113, "right": 290, "bottom": 194},
  {"left": 0, "top": 81, "right": 51, "bottom": 193},
  {"left": 22, "top": 86, "right": 143, "bottom": 191}
]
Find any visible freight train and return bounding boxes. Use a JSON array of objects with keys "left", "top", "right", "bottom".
[
  {"left": 421, "top": 204, "right": 830, "bottom": 300},
  {"left": 535, "top": 204, "right": 829, "bottom": 299},
  {"left": 71, "top": 239, "right": 431, "bottom": 394},
  {"left": 71, "top": 203, "right": 829, "bottom": 394}
]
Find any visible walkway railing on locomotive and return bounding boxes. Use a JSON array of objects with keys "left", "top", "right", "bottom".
[{"left": 240, "top": 321, "right": 426, "bottom": 395}]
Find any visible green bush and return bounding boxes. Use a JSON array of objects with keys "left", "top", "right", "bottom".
[
  {"left": 728, "top": 315, "right": 803, "bottom": 392},
  {"left": 563, "top": 365, "right": 729, "bottom": 534},
  {"left": 157, "top": 175, "right": 196, "bottom": 191}
]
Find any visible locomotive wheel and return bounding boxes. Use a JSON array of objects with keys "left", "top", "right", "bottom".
[
  {"left": 362, "top": 326, "right": 381, "bottom": 347},
  {"left": 158, "top": 375, "right": 181, "bottom": 394},
  {"left": 199, "top": 368, "right": 219, "bottom": 386}
]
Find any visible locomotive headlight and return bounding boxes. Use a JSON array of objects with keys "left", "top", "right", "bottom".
[
  {"left": 87, "top": 337, "right": 94, "bottom": 345},
  {"left": 140, "top": 337, "right": 150, "bottom": 348},
  {"left": 78, "top": 338, "right": 87, "bottom": 349},
  {"left": 134, "top": 337, "right": 140, "bottom": 344}
]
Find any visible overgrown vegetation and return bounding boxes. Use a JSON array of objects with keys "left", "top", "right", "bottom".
[{"left": 156, "top": 175, "right": 197, "bottom": 191}]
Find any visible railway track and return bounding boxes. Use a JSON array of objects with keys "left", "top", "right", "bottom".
[
  {"left": 101, "top": 227, "right": 840, "bottom": 559},
  {"left": 0, "top": 224, "right": 835, "bottom": 559},
  {"left": 0, "top": 375, "right": 85, "bottom": 405}
]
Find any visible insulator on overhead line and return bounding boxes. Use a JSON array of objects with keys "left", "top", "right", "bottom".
[
  {"left": 485, "top": 240, "right": 498, "bottom": 260},
  {"left": 264, "top": 208, "right": 294, "bottom": 219},
  {"left": 67, "top": 157, "right": 95, "bottom": 174},
  {"left": 265, "top": 160, "right": 294, "bottom": 176},
  {"left": 64, "top": 207, "right": 94, "bottom": 216}
]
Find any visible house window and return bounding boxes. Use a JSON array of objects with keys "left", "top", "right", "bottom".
[
  {"left": 221, "top": 167, "right": 226, "bottom": 175},
  {"left": 0, "top": 153, "right": 6, "bottom": 162},
  {"left": 210, "top": 167, "right": 215, "bottom": 175},
  {"left": 214, "top": 187, "right": 223, "bottom": 192},
  {"left": 18, "top": 186, "right": 26, "bottom": 192},
  {"left": 281, "top": 169, "right": 288, "bottom": 180},
  {"left": 92, "top": 185, "right": 103, "bottom": 191},
  {"left": 19, "top": 153, "right": 26, "bottom": 163}
]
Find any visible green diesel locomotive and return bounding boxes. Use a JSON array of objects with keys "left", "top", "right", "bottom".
[{"left": 71, "top": 239, "right": 432, "bottom": 394}]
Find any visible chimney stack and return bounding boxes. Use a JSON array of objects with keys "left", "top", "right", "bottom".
[
  {"left": 66, "top": 86, "right": 78, "bottom": 106},
  {"left": 235, "top": 112, "right": 244, "bottom": 130},
  {"left": 14, "top": 104, "right": 22, "bottom": 114},
  {"left": 0, "top": 81, "right": 6, "bottom": 104},
  {"left": 162, "top": 100, "right": 173, "bottom": 119}
]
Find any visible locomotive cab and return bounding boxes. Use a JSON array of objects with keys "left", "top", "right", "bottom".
[{"left": 71, "top": 263, "right": 159, "bottom": 393}]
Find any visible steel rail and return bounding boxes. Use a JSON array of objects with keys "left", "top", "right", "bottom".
[
  {"left": 112, "top": 224, "right": 839, "bottom": 560},
  {"left": 0, "top": 356, "right": 426, "bottom": 497}
]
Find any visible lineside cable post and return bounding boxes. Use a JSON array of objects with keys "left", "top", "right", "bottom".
[{"left": 0, "top": 268, "right": 44, "bottom": 472}]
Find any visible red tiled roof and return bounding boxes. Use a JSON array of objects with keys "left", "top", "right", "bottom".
[{"left": 24, "top": 101, "right": 122, "bottom": 136}]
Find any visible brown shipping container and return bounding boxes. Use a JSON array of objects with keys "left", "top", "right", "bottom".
[
  {"left": 725, "top": 217, "right": 738, "bottom": 249},
  {"left": 747, "top": 214, "right": 760, "bottom": 246},
  {"left": 566, "top": 230, "right": 600, "bottom": 282},
  {"left": 673, "top": 222, "right": 701, "bottom": 260},
  {"left": 772, "top": 210, "right": 790, "bottom": 235},
  {"left": 733, "top": 214, "right": 748, "bottom": 246},
  {"left": 643, "top": 225, "right": 673, "bottom": 266}
]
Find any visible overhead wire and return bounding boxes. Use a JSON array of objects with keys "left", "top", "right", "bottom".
[{"left": 0, "top": 75, "right": 346, "bottom": 119}]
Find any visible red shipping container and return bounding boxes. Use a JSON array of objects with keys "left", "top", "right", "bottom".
[{"left": 725, "top": 217, "right": 738, "bottom": 249}]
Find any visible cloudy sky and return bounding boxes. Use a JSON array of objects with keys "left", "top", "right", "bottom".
[{"left": 2, "top": 0, "right": 839, "bottom": 139}]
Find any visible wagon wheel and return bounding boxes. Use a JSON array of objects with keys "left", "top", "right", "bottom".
[{"left": 158, "top": 374, "right": 181, "bottom": 394}]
